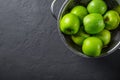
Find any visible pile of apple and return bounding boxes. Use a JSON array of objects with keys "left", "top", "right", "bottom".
[{"left": 60, "top": 0, "right": 120, "bottom": 57}]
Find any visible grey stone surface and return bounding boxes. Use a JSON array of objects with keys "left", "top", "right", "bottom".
[{"left": 0, "top": 0, "right": 120, "bottom": 80}]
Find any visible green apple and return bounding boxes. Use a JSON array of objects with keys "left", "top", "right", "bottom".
[
  {"left": 114, "top": 5, "right": 120, "bottom": 15},
  {"left": 104, "top": 10, "right": 120, "bottom": 30},
  {"left": 60, "top": 13, "right": 80, "bottom": 35},
  {"left": 87, "top": 0, "right": 107, "bottom": 14},
  {"left": 119, "top": 15, "right": 120, "bottom": 23},
  {"left": 71, "top": 6, "right": 88, "bottom": 22},
  {"left": 83, "top": 13, "right": 105, "bottom": 34},
  {"left": 95, "top": 29, "right": 111, "bottom": 46},
  {"left": 82, "top": 37, "right": 103, "bottom": 57},
  {"left": 71, "top": 28, "right": 90, "bottom": 46}
]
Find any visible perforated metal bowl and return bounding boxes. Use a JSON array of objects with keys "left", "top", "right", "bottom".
[{"left": 51, "top": 0, "right": 120, "bottom": 58}]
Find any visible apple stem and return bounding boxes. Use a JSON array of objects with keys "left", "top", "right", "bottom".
[{"left": 104, "top": 16, "right": 109, "bottom": 22}]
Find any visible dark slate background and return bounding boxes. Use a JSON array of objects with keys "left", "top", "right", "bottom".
[{"left": 0, "top": 0, "right": 120, "bottom": 80}]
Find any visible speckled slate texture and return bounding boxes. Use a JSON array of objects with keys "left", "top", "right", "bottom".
[{"left": 0, "top": 0, "right": 120, "bottom": 80}]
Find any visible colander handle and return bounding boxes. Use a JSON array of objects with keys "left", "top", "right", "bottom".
[
  {"left": 50, "top": 0, "right": 57, "bottom": 20},
  {"left": 50, "top": 0, "right": 68, "bottom": 20}
]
